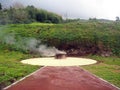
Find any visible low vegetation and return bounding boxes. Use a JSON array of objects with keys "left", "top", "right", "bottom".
[
  {"left": 0, "top": 21, "right": 120, "bottom": 56},
  {"left": 82, "top": 55, "right": 120, "bottom": 88},
  {"left": 0, "top": 45, "right": 40, "bottom": 89}
]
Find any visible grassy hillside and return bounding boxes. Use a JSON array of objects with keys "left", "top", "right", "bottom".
[{"left": 0, "top": 21, "right": 120, "bottom": 56}]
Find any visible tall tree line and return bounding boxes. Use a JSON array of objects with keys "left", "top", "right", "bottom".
[{"left": 0, "top": 3, "right": 63, "bottom": 24}]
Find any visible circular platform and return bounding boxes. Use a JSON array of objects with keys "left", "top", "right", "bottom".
[{"left": 21, "top": 57, "right": 97, "bottom": 66}]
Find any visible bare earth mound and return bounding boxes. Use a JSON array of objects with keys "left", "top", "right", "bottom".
[{"left": 21, "top": 57, "right": 97, "bottom": 66}]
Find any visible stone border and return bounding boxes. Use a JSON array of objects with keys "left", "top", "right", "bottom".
[{"left": 21, "top": 57, "right": 97, "bottom": 66}]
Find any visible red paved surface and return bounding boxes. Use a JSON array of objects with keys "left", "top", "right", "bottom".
[{"left": 4, "top": 66, "right": 119, "bottom": 90}]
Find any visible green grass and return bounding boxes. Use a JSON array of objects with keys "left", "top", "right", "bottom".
[
  {"left": 0, "top": 47, "right": 40, "bottom": 89},
  {"left": 82, "top": 55, "right": 120, "bottom": 88}
]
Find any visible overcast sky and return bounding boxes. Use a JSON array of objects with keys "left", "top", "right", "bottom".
[{"left": 0, "top": 0, "right": 120, "bottom": 20}]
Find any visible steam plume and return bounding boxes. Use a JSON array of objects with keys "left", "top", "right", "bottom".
[{"left": 0, "top": 30, "right": 66, "bottom": 56}]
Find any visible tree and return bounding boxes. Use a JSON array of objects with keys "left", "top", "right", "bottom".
[
  {"left": 36, "top": 10, "right": 47, "bottom": 22},
  {"left": 13, "top": 9, "right": 29, "bottom": 23},
  {"left": 47, "top": 12, "right": 62, "bottom": 23},
  {"left": 26, "top": 5, "right": 37, "bottom": 20},
  {"left": 12, "top": 2, "right": 24, "bottom": 9},
  {"left": 0, "top": 4, "right": 63, "bottom": 24},
  {"left": 0, "top": 3, "right": 1, "bottom": 10},
  {"left": 8, "top": 7, "right": 29, "bottom": 23},
  {"left": 116, "top": 16, "right": 119, "bottom": 21},
  {"left": 0, "top": 11, "right": 9, "bottom": 24}
]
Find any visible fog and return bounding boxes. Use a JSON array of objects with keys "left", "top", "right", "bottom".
[{"left": 1, "top": 0, "right": 120, "bottom": 20}]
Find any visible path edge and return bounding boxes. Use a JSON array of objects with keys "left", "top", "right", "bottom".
[
  {"left": 3, "top": 66, "right": 46, "bottom": 90},
  {"left": 80, "top": 66, "right": 120, "bottom": 90}
]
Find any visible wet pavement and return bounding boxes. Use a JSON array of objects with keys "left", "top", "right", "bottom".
[{"left": 4, "top": 66, "right": 119, "bottom": 90}]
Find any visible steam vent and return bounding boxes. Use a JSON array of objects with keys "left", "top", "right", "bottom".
[{"left": 55, "top": 52, "right": 67, "bottom": 59}]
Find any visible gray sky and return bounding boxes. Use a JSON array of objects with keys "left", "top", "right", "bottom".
[{"left": 0, "top": 0, "right": 120, "bottom": 20}]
